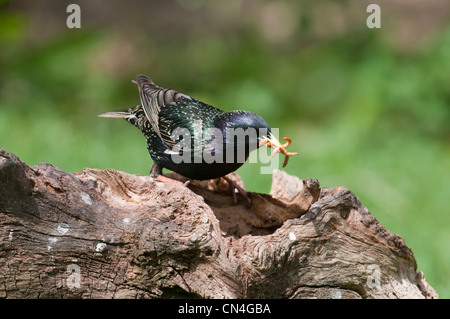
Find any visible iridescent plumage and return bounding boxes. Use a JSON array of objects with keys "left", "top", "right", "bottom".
[{"left": 99, "top": 75, "right": 298, "bottom": 204}]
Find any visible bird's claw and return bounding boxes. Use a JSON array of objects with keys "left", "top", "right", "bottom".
[
  {"left": 154, "top": 175, "right": 190, "bottom": 187},
  {"left": 223, "top": 176, "right": 251, "bottom": 207}
]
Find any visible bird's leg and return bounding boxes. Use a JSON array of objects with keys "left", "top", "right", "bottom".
[
  {"left": 223, "top": 176, "right": 251, "bottom": 207},
  {"left": 150, "top": 163, "right": 163, "bottom": 178},
  {"left": 150, "top": 163, "right": 190, "bottom": 186}
]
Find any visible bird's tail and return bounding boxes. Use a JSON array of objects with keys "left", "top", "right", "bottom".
[{"left": 98, "top": 109, "right": 130, "bottom": 118}]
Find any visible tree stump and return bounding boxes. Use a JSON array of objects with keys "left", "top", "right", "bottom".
[{"left": 0, "top": 148, "right": 437, "bottom": 298}]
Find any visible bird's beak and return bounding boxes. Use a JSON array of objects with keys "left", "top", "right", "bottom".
[{"left": 259, "top": 134, "right": 299, "bottom": 168}]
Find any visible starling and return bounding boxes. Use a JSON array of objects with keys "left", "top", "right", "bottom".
[{"left": 99, "top": 75, "right": 298, "bottom": 205}]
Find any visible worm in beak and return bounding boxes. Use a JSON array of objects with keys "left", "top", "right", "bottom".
[{"left": 259, "top": 134, "right": 299, "bottom": 167}]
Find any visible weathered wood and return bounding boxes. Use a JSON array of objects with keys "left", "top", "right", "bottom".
[{"left": 0, "top": 148, "right": 437, "bottom": 298}]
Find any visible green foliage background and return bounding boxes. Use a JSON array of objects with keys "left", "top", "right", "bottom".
[{"left": 1, "top": 0, "right": 449, "bottom": 297}]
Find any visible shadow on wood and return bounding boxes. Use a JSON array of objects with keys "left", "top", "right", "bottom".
[{"left": 0, "top": 148, "right": 437, "bottom": 298}]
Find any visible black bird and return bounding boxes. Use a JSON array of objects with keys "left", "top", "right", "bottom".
[{"left": 99, "top": 75, "right": 297, "bottom": 205}]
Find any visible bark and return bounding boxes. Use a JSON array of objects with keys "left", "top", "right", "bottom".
[{"left": 0, "top": 148, "right": 437, "bottom": 299}]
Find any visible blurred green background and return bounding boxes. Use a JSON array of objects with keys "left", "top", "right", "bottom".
[{"left": 1, "top": 0, "right": 449, "bottom": 298}]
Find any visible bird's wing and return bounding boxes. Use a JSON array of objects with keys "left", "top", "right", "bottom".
[
  {"left": 135, "top": 74, "right": 193, "bottom": 141},
  {"left": 158, "top": 99, "right": 224, "bottom": 150}
]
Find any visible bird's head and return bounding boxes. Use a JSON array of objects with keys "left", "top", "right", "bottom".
[{"left": 216, "top": 110, "right": 298, "bottom": 167}]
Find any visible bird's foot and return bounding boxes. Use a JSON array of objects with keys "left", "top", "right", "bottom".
[
  {"left": 223, "top": 176, "right": 251, "bottom": 207},
  {"left": 154, "top": 175, "right": 190, "bottom": 187},
  {"left": 153, "top": 175, "right": 203, "bottom": 201},
  {"left": 150, "top": 163, "right": 190, "bottom": 186}
]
